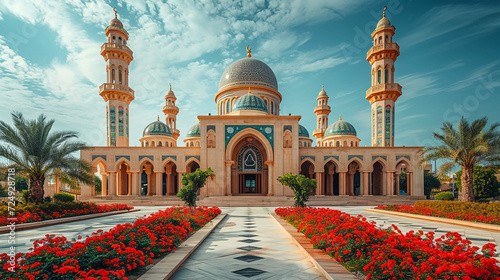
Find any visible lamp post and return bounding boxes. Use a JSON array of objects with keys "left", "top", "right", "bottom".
[{"left": 452, "top": 173, "right": 456, "bottom": 198}]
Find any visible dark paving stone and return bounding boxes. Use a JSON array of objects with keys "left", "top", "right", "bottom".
[
  {"left": 421, "top": 227, "right": 438, "bottom": 230},
  {"left": 240, "top": 234, "right": 258, "bottom": 238},
  {"left": 234, "top": 255, "right": 264, "bottom": 262},
  {"left": 466, "top": 237, "right": 492, "bottom": 242},
  {"left": 239, "top": 239, "right": 259, "bottom": 244},
  {"left": 244, "top": 229, "right": 256, "bottom": 233},
  {"left": 237, "top": 246, "right": 261, "bottom": 251},
  {"left": 245, "top": 226, "right": 256, "bottom": 228},
  {"left": 232, "top": 267, "right": 266, "bottom": 278}
]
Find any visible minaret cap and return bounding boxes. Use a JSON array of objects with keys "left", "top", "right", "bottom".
[
  {"left": 165, "top": 83, "right": 176, "bottom": 98},
  {"left": 318, "top": 84, "right": 328, "bottom": 97},
  {"left": 339, "top": 114, "right": 342, "bottom": 120}
]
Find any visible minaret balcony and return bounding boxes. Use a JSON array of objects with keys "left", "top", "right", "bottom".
[
  {"left": 367, "top": 43, "right": 399, "bottom": 61},
  {"left": 99, "top": 83, "right": 135, "bottom": 104},
  {"left": 313, "top": 105, "right": 331, "bottom": 114},
  {"left": 366, "top": 83, "right": 402, "bottom": 102},
  {"left": 101, "top": 43, "right": 133, "bottom": 62},
  {"left": 163, "top": 105, "right": 179, "bottom": 114}
]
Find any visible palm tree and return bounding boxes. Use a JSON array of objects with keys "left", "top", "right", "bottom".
[
  {"left": 0, "top": 112, "right": 93, "bottom": 203},
  {"left": 423, "top": 117, "right": 500, "bottom": 202}
]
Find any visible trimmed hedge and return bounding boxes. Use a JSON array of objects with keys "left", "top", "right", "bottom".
[
  {"left": 53, "top": 192, "right": 75, "bottom": 202},
  {"left": 434, "top": 192, "right": 454, "bottom": 201},
  {"left": 414, "top": 200, "right": 500, "bottom": 217}
]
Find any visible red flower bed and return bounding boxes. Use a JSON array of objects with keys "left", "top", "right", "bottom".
[
  {"left": 276, "top": 207, "right": 500, "bottom": 279},
  {"left": 0, "top": 206, "right": 221, "bottom": 279},
  {"left": 375, "top": 204, "right": 500, "bottom": 225},
  {"left": 0, "top": 203, "right": 133, "bottom": 226}
]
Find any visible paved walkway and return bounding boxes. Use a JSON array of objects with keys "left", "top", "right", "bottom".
[
  {"left": 171, "top": 207, "right": 325, "bottom": 280},
  {"left": 0, "top": 206, "right": 166, "bottom": 253}
]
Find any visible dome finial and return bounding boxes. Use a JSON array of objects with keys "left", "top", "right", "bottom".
[
  {"left": 169, "top": 83, "right": 172, "bottom": 91},
  {"left": 339, "top": 114, "right": 342, "bottom": 120},
  {"left": 383, "top": 6, "right": 386, "bottom": 18},
  {"left": 322, "top": 84, "right": 324, "bottom": 90},
  {"left": 157, "top": 115, "right": 159, "bottom": 121},
  {"left": 113, "top": 7, "right": 117, "bottom": 19},
  {"left": 246, "top": 45, "right": 252, "bottom": 58},
  {"left": 248, "top": 87, "right": 251, "bottom": 94}
]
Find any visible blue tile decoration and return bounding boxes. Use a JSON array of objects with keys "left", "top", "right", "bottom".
[
  {"left": 92, "top": 155, "right": 107, "bottom": 161},
  {"left": 348, "top": 155, "right": 363, "bottom": 161},
  {"left": 396, "top": 155, "right": 411, "bottom": 161},
  {"left": 185, "top": 155, "right": 200, "bottom": 161},
  {"left": 372, "top": 155, "right": 387, "bottom": 161},
  {"left": 207, "top": 125, "right": 216, "bottom": 132},
  {"left": 186, "top": 124, "right": 200, "bottom": 137},
  {"left": 219, "top": 58, "right": 278, "bottom": 90},
  {"left": 162, "top": 155, "right": 177, "bottom": 161},
  {"left": 283, "top": 125, "right": 292, "bottom": 132},
  {"left": 225, "top": 125, "right": 274, "bottom": 150},
  {"left": 139, "top": 155, "right": 154, "bottom": 162},
  {"left": 324, "top": 155, "right": 339, "bottom": 161},
  {"left": 115, "top": 155, "right": 130, "bottom": 162},
  {"left": 300, "top": 155, "right": 315, "bottom": 161}
]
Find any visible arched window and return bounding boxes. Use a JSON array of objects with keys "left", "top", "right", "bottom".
[
  {"left": 118, "top": 37, "right": 122, "bottom": 44},
  {"left": 350, "top": 141, "right": 353, "bottom": 147},
  {"left": 336, "top": 141, "right": 340, "bottom": 147},
  {"left": 275, "top": 103, "right": 278, "bottom": 115},
  {"left": 377, "top": 69, "right": 381, "bottom": 84},
  {"left": 265, "top": 99, "right": 268, "bottom": 112},
  {"left": 226, "top": 99, "right": 230, "bottom": 113},
  {"left": 118, "top": 69, "right": 122, "bottom": 84},
  {"left": 158, "top": 141, "right": 162, "bottom": 147},
  {"left": 299, "top": 142, "right": 302, "bottom": 147},
  {"left": 145, "top": 141, "right": 149, "bottom": 147},
  {"left": 112, "top": 36, "right": 116, "bottom": 43},
  {"left": 385, "top": 35, "right": 388, "bottom": 43},
  {"left": 111, "top": 68, "right": 115, "bottom": 83},
  {"left": 190, "top": 142, "right": 194, "bottom": 147},
  {"left": 378, "top": 36, "right": 382, "bottom": 44},
  {"left": 385, "top": 68, "right": 388, "bottom": 83},
  {"left": 271, "top": 101, "right": 274, "bottom": 114},
  {"left": 385, "top": 106, "right": 391, "bottom": 146},
  {"left": 377, "top": 106, "right": 383, "bottom": 146},
  {"left": 118, "top": 107, "right": 124, "bottom": 136}
]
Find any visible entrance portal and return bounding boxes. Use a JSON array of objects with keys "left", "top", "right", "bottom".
[
  {"left": 240, "top": 173, "right": 261, "bottom": 193},
  {"left": 230, "top": 136, "right": 268, "bottom": 195}
]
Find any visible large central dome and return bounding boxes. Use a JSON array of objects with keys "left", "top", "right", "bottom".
[{"left": 219, "top": 58, "right": 278, "bottom": 91}]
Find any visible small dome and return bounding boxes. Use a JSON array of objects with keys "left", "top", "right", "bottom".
[
  {"left": 299, "top": 125, "right": 309, "bottom": 138},
  {"left": 219, "top": 58, "right": 278, "bottom": 91},
  {"left": 318, "top": 84, "right": 327, "bottom": 97},
  {"left": 376, "top": 17, "right": 392, "bottom": 29},
  {"left": 143, "top": 121, "right": 173, "bottom": 137},
  {"left": 165, "top": 84, "right": 176, "bottom": 99},
  {"left": 324, "top": 117, "right": 357, "bottom": 137},
  {"left": 232, "top": 93, "right": 268, "bottom": 113},
  {"left": 109, "top": 18, "right": 123, "bottom": 28},
  {"left": 186, "top": 124, "right": 200, "bottom": 138}
]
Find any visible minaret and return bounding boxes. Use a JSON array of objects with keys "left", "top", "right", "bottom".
[
  {"left": 163, "top": 83, "right": 180, "bottom": 140},
  {"left": 366, "top": 6, "right": 401, "bottom": 147},
  {"left": 313, "top": 84, "right": 331, "bottom": 146},
  {"left": 100, "top": 8, "right": 134, "bottom": 147}
]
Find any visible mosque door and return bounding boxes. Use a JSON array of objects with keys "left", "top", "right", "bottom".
[{"left": 237, "top": 143, "right": 264, "bottom": 194}]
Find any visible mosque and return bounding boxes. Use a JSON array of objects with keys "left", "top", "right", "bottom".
[{"left": 80, "top": 8, "right": 425, "bottom": 205}]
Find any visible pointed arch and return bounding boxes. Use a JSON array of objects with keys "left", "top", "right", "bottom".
[{"left": 225, "top": 128, "right": 273, "bottom": 162}]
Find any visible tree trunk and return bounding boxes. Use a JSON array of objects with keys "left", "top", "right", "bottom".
[
  {"left": 30, "top": 175, "right": 45, "bottom": 203},
  {"left": 461, "top": 166, "right": 475, "bottom": 202}
]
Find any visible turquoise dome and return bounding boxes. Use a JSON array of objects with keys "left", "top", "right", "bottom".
[
  {"left": 143, "top": 121, "right": 173, "bottom": 137},
  {"left": 299, "top": 124, "right": 309, "bottom": 138},
  {"left": 232, "top": 94, "right": 268, "bottom": 113},
  {"left": 186, "top": 123, "right": 200, "bottom": 138},
  {"left": 324, "top": 119, "right": 357, "bottom": 137}
]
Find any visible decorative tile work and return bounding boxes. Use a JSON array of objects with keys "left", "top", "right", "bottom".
[
  {"left": 348, "top": 155, "right": 363, "bottom": 161},
  {"left": 232, "top": 267, "right": 266, "bottom": 277},
  {"left": 206, "top": 125, "right": 216, "bottom": 132},
  {"left": 162, "top": 155, "right": 177, "bottom": 162},
  {"left": 219, "top": 58, "right": 278, "bottom": 90},
  {"left": 115, "top": 155, "right": 130, "bottom": 162},
  {"left": 186, "top": 124, "right": 200, "bottom": 137},
  {"left": 238, "top": 239, "right": 259, "bottom": 243},
  {"left": 396, "top": 155, "right": 411, "bottom": 161},
  {"left": 324, "top": 155, "right": 339, "bottom": 162},
  {"left": 298, "top": 124, "right": 309, "bottom": 137},
  {"left": 237, "top": 246, "right": 261, "bottom": 251},
  {"left": 225, "top": 125, "right": 274, "bottom": 150},
  {"left": 283, "top": 125, "right": 292, "bottom": 132},
  {"left": 92, "top": 155, "right": 107, "bottom": 161},
  {"left": 185, "top": 155, "right": 200, "bottom": 161},
  {"left": 372, "top": 155, "right": 387, "bottom": 161},
  {"left": 300, "top": 155, "right": 315, "bottom": 161},
  {"left": 139, "top": 155, "right": 154, "bottom": 162},
  {"left": 234, "top": 255, "right": 263, "bottom": 263},
  {"left": 233, "top": 94, "right": 268, "bottom": 112}
]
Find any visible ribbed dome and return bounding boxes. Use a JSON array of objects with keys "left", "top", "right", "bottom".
[
  {"left": 143, "top": 121, "right": 173, "bottom": 137},
  {"left": 376, "top": 17, "right": 392, "bottom": 29},
  {"left": 299, "top": 124, "right": 309, "bottom": 138},
  {"left": 324, "top": 119, "right": 357, "bottom": 137},
  {"left": 186, "top": 124, "right": 200, "bottom": 138},
  {"left": 318, "top": 85, "right": 327, "bottom": 97},
  {"left": 232, "top": 93, "right": 268, "bottom": 112},
  {"left": 219, "top": 58, "right": 278, "bottom": 91},
  {"left": 109, "top": 18, "right": 123, "bottom": 28}
]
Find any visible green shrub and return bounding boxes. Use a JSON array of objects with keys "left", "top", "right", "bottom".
[
  {"left": 43, "top": 196, "right": 52, "bottom": 203},
  {"left": 0, "top": 201, "right": 98, "bottom": 216},
  {"left": 21, "top": 189, "right": 30, "bottom": 204},
  {"left": 414, "top": 200, "right": 500, "bottom": 217},
  {"left": 434, "top": 192, "right": 455, "bottom": 201},
  {"left": 53, "top": 193, "right": 75, "bottom": 202}
]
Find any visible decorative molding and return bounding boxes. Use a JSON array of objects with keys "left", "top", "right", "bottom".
[
  {"left": 348, "top": 155, "right": 363, "bottom": 161},
  {"left": 207, "top": 125, "right": 216, "bottom": 132},
  {"left": 185, "top": 155, "right": 200, "bottom": 161},
  {"left": 139, "top": 155, "right": 154, "bottom": 162},
  {"left": 396, "top": 155, "right": 411, "bottom": 162},
  {"left": 115, "top": 155, "right": 130, "bottom": 162},
  {"left": 324, "top": 155, "right": 339, "bottom": 162},
  {"left": 283, "top": 125, "right": 292, "bottom": 132},
  {"left": 92, "top": 155, "right": 107, "bottom": 161},
  {"left": 162, "top": 155, "right": 177, "bottom": 162},
  {"left": 372, "top": 155, "right": 387, "bottom": 162},
  {"left": 225, "top": 125, "right": 274, "bottom": 150},
  {"left": 300, "top": 155, "right": 315, "bottom": 161}
]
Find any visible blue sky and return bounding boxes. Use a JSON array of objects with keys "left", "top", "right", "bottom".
[{"left": 0, "top": 0, "right": 499, "bottom": 153}]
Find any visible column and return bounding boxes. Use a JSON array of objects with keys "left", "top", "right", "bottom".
[
  {"left": 166, "top": 173, "right": 174, "bottom": 195},
  {"left": 339, "top": 171, "right": 347, "bottom": 196},
  {"left": 101, "top": 174, "right": 107, "bottom": 196},
  {"left": 225, "top": 162, "right": 232, "bottom": 196},
  {"left": 267, "top": 162, "right": 274, "bottom": 196},
  {"left": 127, "top": 173, "right": 132, "bottom": 195},
  {"left": 395, "top": 172, "right": 400, "bottom": 195},
  {"left": 348, "top": 173, "right": 354, "bottom": 196},
  {"left": 131, "top": 172, "right": 140, "bottom": 195},
  {"left": 315, "top": 172, "right": 324, "bottom": 195},
  {"left": 145, "top": 170, "right": 152, "bottom": 196},
  {"left": 108, "top": 171, "right": 117, "bottom": 195},
  {"left": 178, "top": 172, "right": 184, "bottom": 190},
  {"left": 155, "top": 172, "right": 163, "bottom": 196},
  {"left": 407, "top": 172, "right": 413, "bottom": 196},
  {"left": 362, "top": 171, "right": 371, "bottom": 196},
  {"left": 386, "top": 172, "right": 394, "bottom": 196},
  {"left": 328, "top": 172, "right": 333, "bottom": 195}
]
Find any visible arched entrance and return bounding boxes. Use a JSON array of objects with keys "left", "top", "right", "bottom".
[
  {"left": 117, "top": 162, "right": 131, "bottom": 195},
  {"left": 324, "top": 161, "right": 339, "bottom": 196},
  {"left": 231, "top": 136, "right": 268, "bottom": 195},
  {"left": 187, "top": 161, "right": 200, "bottom": 173},
  {"left": 371, "top": 161, "right": 384, "bottom": 195},
  {"left": 347, "top": 161, "right": 361, "bottom": 196},
  {"left": 300, "top": 161, "right": 315, "bottom": 179},
  {"left": 163, "top": 162, "right": 178, "bottom": 195},
  {"left": 396, "top": 160, "right": 410, "bottom": 195},
  {"left": 140, "top": 161, "right": 154, "bottom": 196}
]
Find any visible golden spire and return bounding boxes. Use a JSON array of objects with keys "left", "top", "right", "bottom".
[
  {"left": 339, "top": 114, "right": 342, "bottom": 120},
  {"left": 246, "top": 45, "right": 252, "bottom": 58},
  {"left": 157, "top": 115, "right": 159, "bottom": 121},
  {"left": 169, "top": 83, "right": 172, "bottom": 91},
  {"left": 113, "top": 7, "right": 117, "bottom": 19},
  {"left": 248, "top": 87, "right": 251, "bottom": 94},
  {"left": 383, "top": 6, "right": 386, "bottom": 18},
  {"left": 322, "top": 84, "right": 324, "bottom": 90}
]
